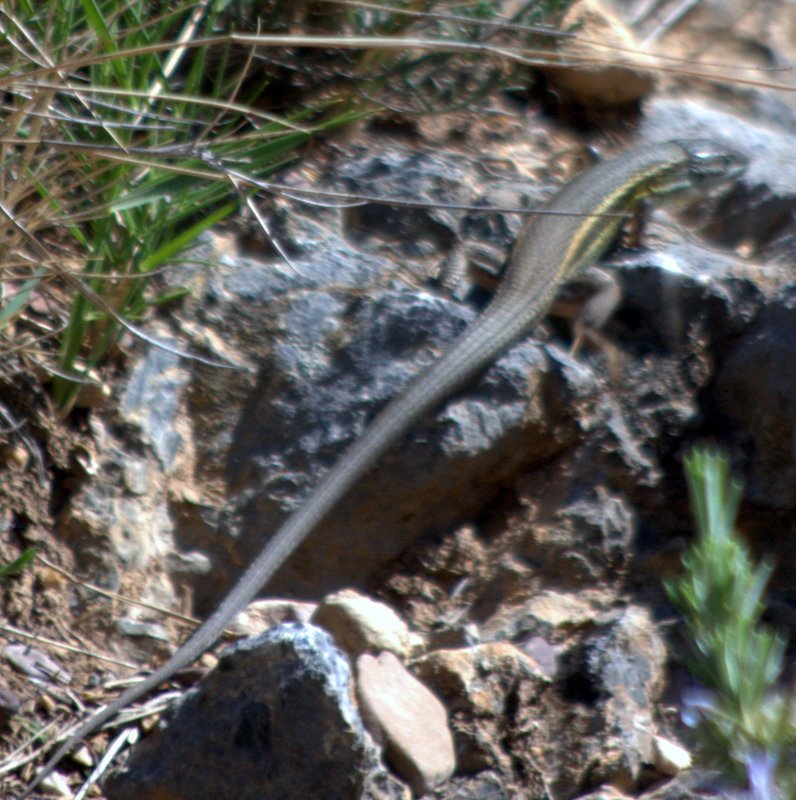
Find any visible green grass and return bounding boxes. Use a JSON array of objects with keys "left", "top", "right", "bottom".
[
  {"left": 0, "top": 1, "right": 340, "bottom": 410},
  {"left": 0, "top": 546, "right": 36, "bottom": 577},
  {"left": 0, "top": 0, "right": 573, "bottom": 412}
]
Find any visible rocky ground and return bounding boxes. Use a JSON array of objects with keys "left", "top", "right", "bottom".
[{"left": 2, "top": 0, "right": 795, "bottom": 798}]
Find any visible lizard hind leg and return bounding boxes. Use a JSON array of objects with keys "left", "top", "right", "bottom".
[{"left": 567, "top": 265, "right": 623, "bottom": 381}]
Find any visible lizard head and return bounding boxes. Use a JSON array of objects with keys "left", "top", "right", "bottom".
[{"left": 650, "top": 139, "right": 748, "bottom": 206}]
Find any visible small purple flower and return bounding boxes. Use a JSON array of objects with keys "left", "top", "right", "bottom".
[
  {"left": 681, "top": 686, "right": 718, "bottom": 727},
  {"left": 744, "top": 750, "right": 780, "bottom": 800}
]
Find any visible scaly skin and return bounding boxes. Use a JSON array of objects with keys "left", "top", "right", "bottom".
[{"left": 19, "top": 139, "right": 746, "bottom": 798}]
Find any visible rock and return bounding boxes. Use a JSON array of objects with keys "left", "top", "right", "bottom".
[
  {"left": 105, "top": 624, "right": 394, "bottom": 800},
  {"left": 120, "top": 343, "right": 186, "bottom": 471},
  {"left": 539, "top": 0, "right": 655, "bottom": 109},
  {"left": 641, "top": 97, "right": 796, "bottom": 204},
  {"left": 412, "top": 643, "right": 549, "bottom": 779},
  {"left": 115, "top": 617, "right": 170, "bottom": 643},
  {"left": 437, "top": 769, "right": 513, "bottom": 799},
  {"left": 427, "top": 622, "right": 480, "bottom": 651},
  {"left": 69, "top": 743, "right": 95, "bottom": 769},
  {"left": 217, "top": 280, "right": 556, "bottom": 602},
  {"left": 157, "top": 144, "right": 581, "bottom": 609},
  {"left": 362, "top": 768, "right": 412, "bottom": 800},
  {"left": 356, "top": 651, "right": 456, "bottom": 794},
  {"left": 519, "top": 636, "right": 562, "bottom": 679},
  {"left": 476, "top": 470, "right": 638, "bottom": 634},
  {"left": 3, "top": 442, "right": 29, "bottom": 470},
  {"left": 74, "top": 375, "right": 111, "bottom": 409},
  {"left": 313, "top": 588, "right": 414, "bottom": 658},
  {"left": 121, "top": 123, "right": 794, "bottom": 623},
  {"left": 516, "top": 590, "right": 600, "bottom": 632},
  {"left": 37, "top": 770, "right": 71, "bottom": 798},
  {"left": 650, "top": 735, "right": 691, "bottom": 775},
  {"left": 228, "top": 597, "right": 317, "bottom": 638},
  {"left": 63, "top": 487, "right": 174, "bottom": 573},
  {"left": 710, "top": 288, "right": 796, "bottom": 508},
  {"left": 4, "top": 643, "right": 71, "bottom": 686},
  {"left": 559, "top": 607, "right": 667, "bottom": 790},
  {"left": 575, "top": 786, "right": 633, "bottom": 800}
]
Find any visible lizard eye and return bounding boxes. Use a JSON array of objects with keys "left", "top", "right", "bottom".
[{"left": 684, "top": 140, "right": 748, "bottom": 187}]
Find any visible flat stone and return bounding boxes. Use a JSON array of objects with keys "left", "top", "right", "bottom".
[{"left": 356, "top": 651, "right": 455, "bottom": 795}]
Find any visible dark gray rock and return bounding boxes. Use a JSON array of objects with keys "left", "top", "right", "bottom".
[
  {"left": 709, "top": 287, "right": 796, "bottom": 508},
  {"left": 220, "top": 285, "right": 559, "bottom": 602},
  {"left": 105, "top": 623, "right": 394, "bottom": 800},
  {"left": 156, "top": 144, "right": 569, "bottom": 609},
  {"left": 559, "top": 608, "right": 667, "bottom": 790},
  {"left": 121, "top": 343, "right": 185, "bottom": 470},
  {"left": 434, "top": 770, "right": 511, "bottom": 800}
]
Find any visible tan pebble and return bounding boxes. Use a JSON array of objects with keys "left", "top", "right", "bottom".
[
  {"left": 5, "top": 444, "right": 30, "bottom": 469},
  {"left": 356, "top": 651, "right": 455, "bottom": 794},
  {"left": 36, "top": 567, "right": 67, "bottom": 591},
  {"left": 652, "top": 734, "right": 692, "bottom": 774}
]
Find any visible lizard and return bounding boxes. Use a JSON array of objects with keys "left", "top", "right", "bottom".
[{"left": 18, "top": 139, "right": 747, "bottom": 798}]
